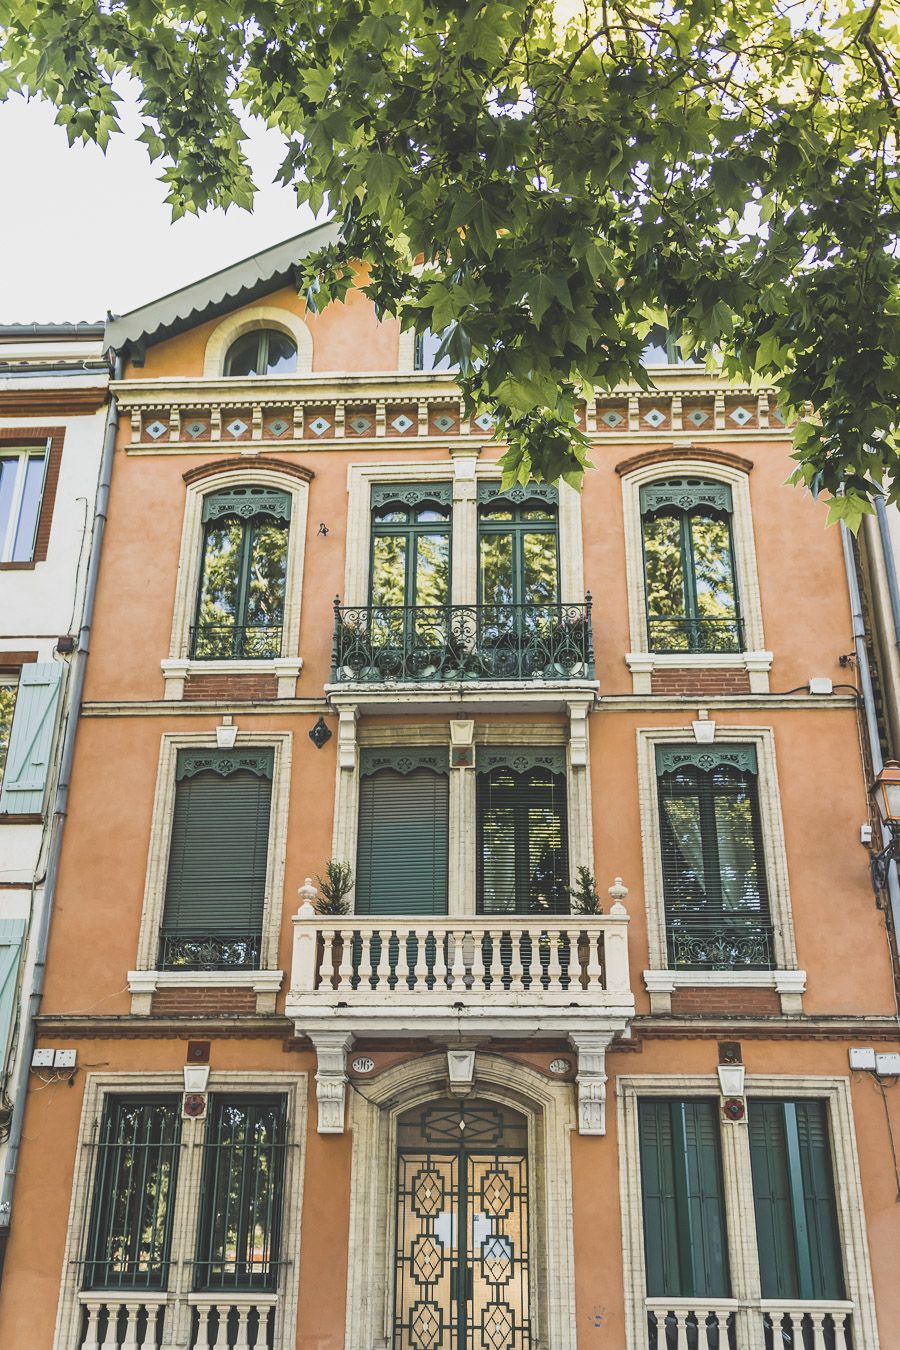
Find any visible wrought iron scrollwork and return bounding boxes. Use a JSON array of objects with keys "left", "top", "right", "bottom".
[
  {"left": 332, "top": 600, "right": 594, "bottom": 683},
  {"left": 159, "top": 931, "right": 261, "bottom": 971},
  {"left": 190, "top": 622, "right": 283, "bottom": 660},
  {"left": 666, "top": 921, "right": 775, "bottom": 970},
  {"left": 647, "top": 614, "right": 744, "bottom": 654}
]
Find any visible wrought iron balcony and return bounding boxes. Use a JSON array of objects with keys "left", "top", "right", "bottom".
[
  {"left": 331, "top": 598, "right": 594, "bottom": 683},
  {"left": 666, "top": 920, "right": 775, "bottom": 971},
  {"left": 647, "top": 613, "right": 744, "bottom": 654},
  {"left": 190, "top": 623, "right": 283, "bottom": 660},
  {"left": 159, "top": 930, "right": 261, "bottom": 972}
]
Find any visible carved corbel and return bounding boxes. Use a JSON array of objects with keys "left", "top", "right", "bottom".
[
  {"left": 568, "top": 699, "right": 591, "bottom": 768},
  {"left": 568, "top": 1032, "right": 613, "bottom": 1135},
  {"left": 337, "top": 704, "right": 358, "bottom": 771},
  {"left": 310, "top": 1032, "right": 354, "bottom": 1134}
]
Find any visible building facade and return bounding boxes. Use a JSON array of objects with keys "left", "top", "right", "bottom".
[
  {"left": 0, "top": 323, "right": 109, "bottom": 1253},
  {"left": 0, "top": 233, "right": 898, "bottom": 1350}
]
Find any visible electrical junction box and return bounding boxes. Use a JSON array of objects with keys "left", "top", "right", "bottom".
[
  {"left": 54, "top": 1049, "right": 77, "bottom": 1069},
  {"left": 876, "top": 1053, "right": 900, "bottom": 1076},
  {"left": 808, "top": 677, "right": 834, "bottom": 695},
  {"left": 849, "top": 1048, "right": 877, "bottom": 1070},
  {"left": 31, "top": 1049, "right": 54, "bottom": 1068}
]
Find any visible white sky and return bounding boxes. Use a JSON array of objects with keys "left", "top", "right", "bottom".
[{"left": 1, "top": 91, "right": 319, "bottom": 323}]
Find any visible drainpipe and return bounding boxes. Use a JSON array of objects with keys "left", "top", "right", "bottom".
[
  {"left": 0, "top": 354, "right": 123, "bottom": 1271},
  {"left": 875, "top": 493, "right": 900, "bottom": 665},
  {"left": 840, "top": 521, "right": 900, "bottom": 941}
]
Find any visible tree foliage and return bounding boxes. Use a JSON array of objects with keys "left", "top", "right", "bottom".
[{"left": 3, "top": 0, "right": 898, "bottom": 519}]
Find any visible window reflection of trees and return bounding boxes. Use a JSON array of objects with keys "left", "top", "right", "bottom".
[
  {"left": 479, "top": 504, "right": 559, "bottom": 610},
  {"left": 642, "top": 506, "right": 740, "bottom": 652},
  {"left": 194, "top": 514, "right": 288, "bottom": 659}
]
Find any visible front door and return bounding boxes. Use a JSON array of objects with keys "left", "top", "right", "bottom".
[{"left": 394, "top": 1099, "right": 531, "bottom": 1350}]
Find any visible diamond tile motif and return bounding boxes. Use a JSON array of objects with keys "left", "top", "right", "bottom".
[
  {"left": 410, "top": 1300, "right": 443, "bottom": 1350},
  {"left": 772, "top": 407, "right": 786, "bottom": 424},
  {"left": 184, "top": 420, "right": 207, "bottom": 439},
  {"left": 145, "top": 420, "right": 168, "bottom": 440},
  {"left": 481, "top": 1302, "right": 515, "bottom": 1350},
  {"left": 412, "top": 1167, "right": 445, "bottom": 1218},
  {"left": 349, "top": 415, "right": 373, "bottom": 434},
  {"left": 225, "top": 418, "right": 249, "bottom": 438},
  {"left": 390, "top": 413, "right": 414, "bottom": 434},
  {"left": 480, "top": 1166, "right": 513, "bottom": 1218},
  {"left": 686, "top": 409, "right": 710, "bottom": 427},
  {"left": 474, "top": 412, "right": 495, "bottom": 431},
  {"left": 432, "top": 414, "right": 455, "bottom": 433},
  {"left": 601, "top": 410, "right": 624, "bottom": 428},
  {"left": 268, "top": 417, "right": 290, "bottom": 437},
  {"left": 729, "top": 405, "right": 753, "bottom": 426},
  {"left": 308, "top": 416, "right": 331, "bottom": 437},
  {"left": 643, "top": 407, "right": 667, "bottom": 428},
  {"left": 411, "top": 1234, "right": 443, "bottom": 1285}
]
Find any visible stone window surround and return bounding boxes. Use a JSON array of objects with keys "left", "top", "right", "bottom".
[
  {"left": 341, "top": 452, "right": 585, "bottom": 608},
  {"left": 330, "top": 717, "right": 594, "bottom": 915},
  {"left": 343, "top": 1051, "right": 578, "bottom": 1350},
  {"left": 161, "top": 462, "right": 310, "bottom": 700},
  {"left": 202, "top": 304, "right": 314, "bottom": 378},
  {"left": 51, "top": 1070, "right": 307, "bottom": 1350},
  {"left": 636, "top": 725, "right": 804, "bottom": 1013},
  {"left": 620, "top": 455, "right": 771, "bottom": 693},
  {"left": 617, "top": 1074, "right": 880, "bottom": 1350},
  {"left": 128, "top": 730, "right": 291, "bottom": 1013}
]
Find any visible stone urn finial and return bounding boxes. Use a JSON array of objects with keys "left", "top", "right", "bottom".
[
  {"left": 297, "top": 877, "right": 318, "bottom": 916},
  {"left": 607, "top": 877, "right": 629, "bottom": 915}
]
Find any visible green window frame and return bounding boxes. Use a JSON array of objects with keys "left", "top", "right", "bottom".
[
  {"left": 638, "top": 1098, "right": 730, "bottom": 1298},
  {"left": 223, "top": 329, "right": 298, "bottom": 377},
  {"left": 356, "top": 748, "right": 449, "bottom": 915},
  {"left": 640, "top": 478, "right": 742, "bottom": 653},
  {"left": 655, "top": 745, "right": 774, "bottom": 970},
  {"left": 478, "top": 486, "right": 560, "bottom": 611},
  {"left": 83, "top": 1096, "right": 182, "bottom": 1290},
  {"left": 193, "top": 486, "right": 291, "bottom": 660},
  {"left": 476, "top": 752, "right": 569, "bottom": 915},
  {"left": 369, "top": 485, "right": 452, "bottom": 608},
  {"left": 159, "top": 748, "right": 274, "bottom": 971},
  {"left": 749, "top": 1099, "right": 845, "bottom": 1301},
  {"left": 194, "top": 1095, "right": 287, "bottom": 1293}
]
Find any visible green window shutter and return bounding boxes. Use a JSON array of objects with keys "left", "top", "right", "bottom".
[
  {"left": 356, "top": 766, "right": 449, "bottom": 915},
  {"left": 0, "top": 919, "right": 25, "bottom": 1073},
  {"left": 749, "top": 1100, "right": 844, "bottom": 1300},
  {"left": 160, "top": 754, "right": 273, "bottom": 963},
  {"left": 0, "top": 662, "right": 64, "bottom": 814},
  {"left": 638, "top": 1099, "right": 730, "bottom": 1297}
]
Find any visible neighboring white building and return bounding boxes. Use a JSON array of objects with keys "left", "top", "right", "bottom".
[
  {"left": 859, "top": 502, "right": 900, "bottom": 757},
  {"left": 0, "top": 324, "right": 108, "bottom": 1198}
]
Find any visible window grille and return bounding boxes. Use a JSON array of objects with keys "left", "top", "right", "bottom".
[
  {"left": 194, "top": 1096, "right": 288, "bottom": 1292},
  {"left": 656, "top": 748, "right": 774, "bottom": 970},
  {"left": 83, "top": 1097, "right": 182, "bottom": 1290}
]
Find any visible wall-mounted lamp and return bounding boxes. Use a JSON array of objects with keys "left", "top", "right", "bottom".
[
  {"left": 867, "top": 760, "right": 900, "bottom": 895},
  {"left": 717, "top": 1041, "right": 745, "bottom": 1099},
  {"left": 318, "top": 522, "right": 329, "bottom": 536},
  {"left": 309, "top": 716, "right": 332, "bottom": 748}
]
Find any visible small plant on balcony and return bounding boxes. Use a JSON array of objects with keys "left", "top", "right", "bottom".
[
  {"left": 313, "top": 860, "right": 354, "bottom": 915},
  {"left": 568, "top": 866, "right": 603, "bottom": 914}
]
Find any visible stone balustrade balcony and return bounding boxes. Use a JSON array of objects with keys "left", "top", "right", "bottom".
[{"left": 645, "top": 1296, "right": 856, "bottom": 1349}]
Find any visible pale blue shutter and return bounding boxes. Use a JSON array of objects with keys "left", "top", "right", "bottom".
[
  {"left": 0, "top": 663, "right": 64, "bottom": 814},
  {"left": 0, "top": 920, "right": 25, "bottom": 1072}
]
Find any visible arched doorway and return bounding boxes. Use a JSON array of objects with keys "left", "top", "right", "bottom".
[{"left": 393, "top": 1097, "right": 531, "bottom": 1350}]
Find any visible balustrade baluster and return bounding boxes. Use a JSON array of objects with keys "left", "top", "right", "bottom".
[
  {"left": 546, "top": 930, "right": 562, "bottom": 990},
  {"left": 81, "top": 1303, "right": 102, "bottom": 1350},
  {"left": 319, "top": 931, "right": 335, "bottom": 989},
  {"left": 193, "top": 1301, "right": 215, "bottom": 1349},
  {"left": 336, "top": 929, "right": 354, "bottom": 990},
  {"left": 585, "top": 929, "right": 603, "bottom": 989},
  {"left": 433, "top": 930, "right": 448, "bottom": 988},
  {"left": 357, "top": 930, "right": 373, "bottom": 989},
  {"left": 120, "top": 1303, "right": 141, "bottom": 1350},
  {"left": 233, "top": 1305, "right": 252, "bottom": 1350},
  {"left": 413, "top": 928, "right": 429, "bottom": 990},
  {"left": 471, "top": 930, "right": 486, "bottom": 991},
  {"left": 375, "top": 929, "right": 391, "bottom": 989},
  {"left": 509, "top": 930, "right": 525, "bottom": 991},
  {"left": 395, "top": 930, "right": 411, "bottom": 988},
  {"left": 450, "top": 932, "right": 467, "bottom": 989},
  {"left": 488, "top": 929, "right": 504, "bottom": 990},
  {"left": 805, "top": 1312, "right": 828, "bottom": 1350}
]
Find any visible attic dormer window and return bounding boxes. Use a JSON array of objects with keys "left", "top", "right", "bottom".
[{"left": 224, "top": 329, "right": 298, "bottom": 377}]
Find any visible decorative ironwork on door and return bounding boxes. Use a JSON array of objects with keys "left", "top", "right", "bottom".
[{"left": 394, "top": 1100, "right": 531, "bottom": 1350}]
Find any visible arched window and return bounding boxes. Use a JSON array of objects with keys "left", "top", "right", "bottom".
[
  {"left": 223, "top": 329, "right": 298, "bottom": 377},
  {"left": 192, "top": 486, "right": 291, "bottom": 659},
  {"left": 640, "top": 478, "right": 742, "bottom": 652}
]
